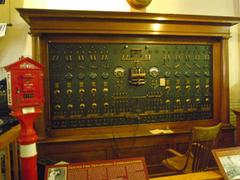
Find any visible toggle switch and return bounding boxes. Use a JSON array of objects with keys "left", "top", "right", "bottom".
[
  {"left": 104, "top": 102, "right": 109, "bottom": 108},
  {"left": 176, "top": 85, "right": 181, "bottom": 90},
  {"left": 67, "top": 104, "right": 73, "bottom": 110},
  {"left": 92, "top": 103, "right": 97, "bottom": 109},
  {"left": 165, "top": 99, "right": 170, "bottom": 104},
  {"left": 195, "top": 85, "right": 200, "bottom": 89},
  {"left": 91, "top": 88, "right": 97, "bottom": 93},
  {"left": 176, "top": 99, "right": 181, "bottom": 103},
  {"left": 195, "top": 98, "right": 200, "bottom": 103},
  {"left": 54, "top": 89, "right": 60, "bottom": 95},
  {"left": 103, "top": 88, "right": 109, "bottom": 93},
  {"left": 66, "top": 89, "right": 73, "bottom": 95},
  {"left": 165, "top": 86, "right": 170, "bottom": 90},
  {"left": 80, "top": 103, "right": 85, "bottom": 109},
  {"left": 79, "top": 88, "right": 85, "bottom": 94},
  {"left": 55, "top": 104, "right": 61, "bottom": 110}
]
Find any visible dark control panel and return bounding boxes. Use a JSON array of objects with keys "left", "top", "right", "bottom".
[{"left": 48, "top": 43, "right": 213, "bottom": 129}]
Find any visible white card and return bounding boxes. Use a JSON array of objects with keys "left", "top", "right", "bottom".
[{"left": 0, "top": 23, "right": 7, "bottom": 37}]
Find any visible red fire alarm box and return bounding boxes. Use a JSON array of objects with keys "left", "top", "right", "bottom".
[
  {"left": 4, "top": 57, "right": 44, "bottom": 180},
  {"left": 4, "top": 57, "right": 44, "bottom": 111}
]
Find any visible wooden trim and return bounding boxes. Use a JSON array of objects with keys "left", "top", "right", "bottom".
[
  {"left": 12, "top": 140, "right": 19, "bottom": 180},
  {"left": 32, "top": 34, "right": 41, "bottom": 61},
  {"left": 5, "top": 146, "right": 11, "bottom": 180},
  {"left": 16, "top": 8, "right": 240, "bottom": 25},
  {"left": 17, "top": 8, "right": 240, "bottom": 37},
  {"left": 220, "top": 38, "right": 230, "bottom": 124},
  {"left": 232, "top": 108, "right": 240, "bottom": 145},
  {"left": 0, "top": 125, "right": 20, "bottom": 149},
  {"left": 0, "top": 125, "right": 20, "bottom": 180},
  {"left": 0, "top": 159, "right": 2, "bottom": 180}
]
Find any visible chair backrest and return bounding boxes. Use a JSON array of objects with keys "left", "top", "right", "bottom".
[{"left": 189, "top": 123, "right": 222, "bottom": 172}]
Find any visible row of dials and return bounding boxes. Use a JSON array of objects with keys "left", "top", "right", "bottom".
[
  {"left": 62, "top": 67, "right": 210, "bottom": 80},
  {"left": 53, "top": 97, "right": 211, "bottom": 111},
  {"left": 52, "top": 83, "right": 210, "bottom": 95}
]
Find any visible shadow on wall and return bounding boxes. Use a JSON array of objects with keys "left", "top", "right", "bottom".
[
  {"left": 0, "top": 0, "right": 30, "bottom": 68},
  {"left": 229, "top": 23, "right": 240, "bottom": 126},
  {"left": 230, "top": 81, "right": 240, "bottom": 126},
  {"left": 0, "top": 0, "right": 130, "bottom": 69}
]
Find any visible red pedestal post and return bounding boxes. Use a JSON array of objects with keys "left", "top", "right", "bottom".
[
  {"left": 4, "top": 57, "right": 44, "bottom": 180},
  {"left": 11, "top": 109, "right": 41, "bottom": 180}
]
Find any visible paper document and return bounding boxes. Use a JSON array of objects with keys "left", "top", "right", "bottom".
[
  {"left": 0, "top": 23, "right": 7, "bottom": 37},
  {"left": 149, "top": 128, "right": 174, "bottom": 135}
]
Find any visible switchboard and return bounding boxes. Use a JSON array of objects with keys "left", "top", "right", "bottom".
[
  {"left": 17, "top": 9, "right": 239, "bottom": 175},
  {"left": 48, "top": 43, "right": 213, "bottom": 129}
]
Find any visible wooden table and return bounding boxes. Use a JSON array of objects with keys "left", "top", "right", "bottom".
[
  {"left": 150, "top": 171, "right": 223, "bottom": 180},
  {"left": 0, "top": 125, "right": 20, "bottom": 180}
]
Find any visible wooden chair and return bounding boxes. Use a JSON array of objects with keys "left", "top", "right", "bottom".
[{"left": 162, "top": 123, "right": 222, "bottom": 174}]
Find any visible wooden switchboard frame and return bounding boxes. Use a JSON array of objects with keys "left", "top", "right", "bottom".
[{"left": 17, "top": 8, "right": 240, "bottom": 175}]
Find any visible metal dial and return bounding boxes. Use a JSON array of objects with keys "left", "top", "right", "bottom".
[
  {"left": 89, "top": 72, "right": 98, "bottom": 79},
  {"left": 114, "top": 67, "right": 125, "bottom": 77},
  {"left": 149, "top": 67, "right": 159, "bottom": 77}
]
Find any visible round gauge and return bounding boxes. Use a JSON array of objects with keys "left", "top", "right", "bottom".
[
  {"left": 204, "top": 71, "right": 210, "bottom": 77},
  {"left": 149, "top": 67, "right": 159, "bottom": 78},
  {"left": 65, "top": 72, "right": 73, "bottom": 80},
  {"left": 78, "top": 73, "right": 85, "bottom": 80},
  {"left": 174, "top": 71, "right": 181, "bottom": 77},
  {"left": 164, "top": 71, "right": 171, "bottom": 78},
  {"left": 89, "top": 72, "right": 98, "bottom": 79},
  {"left": 102, "top": 72, "right": 109, "bottom": 79},
  {"left": 184, "top": 71, "right": 190, "bottom": 77},
  {"left": 194, "top": 71, "right": 201, "bottom": 77},
  {"left": 114, "top": 67, "right": 125, "bottom": 77}
]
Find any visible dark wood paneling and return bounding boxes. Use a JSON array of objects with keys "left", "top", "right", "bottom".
[{"left": 37, "top": 127, "right": 234, "bottom": 175}]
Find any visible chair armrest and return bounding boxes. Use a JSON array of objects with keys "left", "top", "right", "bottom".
[
  {"left": 165, "top": 148, "right": 184, "bottom": 157},
  {"left": 163, "top": 148, "right": 187, "bottom": 171}
]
